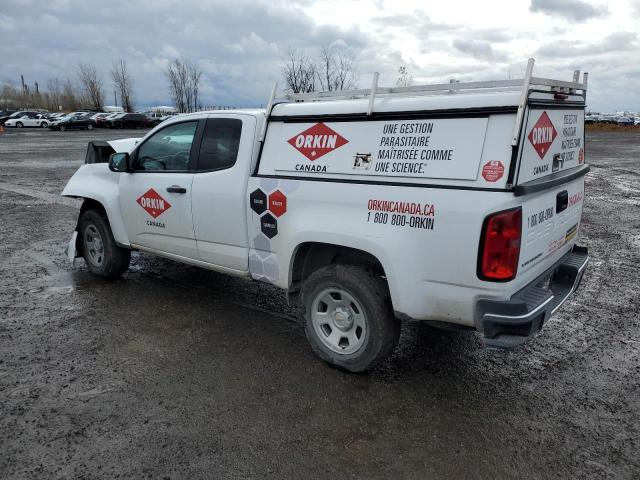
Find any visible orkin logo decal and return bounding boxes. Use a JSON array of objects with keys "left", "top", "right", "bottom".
[
  {"left": 287, "top": 122, "right": 348, "bottom": 161},
  {"left": 137, "top": 188, "right": 171, "bottom": 218},
  {"left": 527, "top": 111, "right": 557, "bottom": 159}
]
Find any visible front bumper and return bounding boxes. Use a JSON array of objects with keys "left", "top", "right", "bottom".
[{"left": 477, "top": 245, "right": 589, "bottom": 348}]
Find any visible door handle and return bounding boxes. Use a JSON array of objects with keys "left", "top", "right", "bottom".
[{"left": 166, "top": 185, "right": 187, "bottom": 194}]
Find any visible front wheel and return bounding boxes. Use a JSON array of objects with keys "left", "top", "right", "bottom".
[
  {"left": 16, "top": 122, "right": 23, "bottom": 128},
  {"left": 301, "top": 264, "right": 400, "bottom": 372},
  {"left": 79, "top": 209, "right": 131, "bottom": 279},
  {"left": 59, "top": 125, "right": 65, "bottom": 131},
  {"left": 87, "top": 123, "right": 94, "bottom": 130}
]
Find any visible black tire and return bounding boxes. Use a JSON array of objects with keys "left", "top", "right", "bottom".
[
  {"left": 87, "top": 123, "right": 94, "bottom": 130},
  {"left": 301, "top": 264, "right": 400, "bottom": 373},
  {"left": 60, "top": 125, "right": 65, "bottom": 131},
  {"left": 16, "top": 122, "right": 23, "bottom": 128},
  {"left": 41, "top": 122, "right": 48, "bottom": 128},
  {"left": 79, "top": 209, "right": 131, "bottom": 279}
]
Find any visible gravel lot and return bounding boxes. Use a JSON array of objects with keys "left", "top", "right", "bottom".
[{"left": 0, "top": 128, "right": 638, "bottom": 479}]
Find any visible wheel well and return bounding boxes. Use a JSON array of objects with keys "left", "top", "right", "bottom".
[
  {"left": 290, "top": 242, "right": 386, "bottom": 294},
  {"left": 78, "top": 198, "right": 106, "bottom": 222}
]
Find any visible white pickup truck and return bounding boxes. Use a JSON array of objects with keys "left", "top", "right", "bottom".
[{"left": 62, "top": 59, "right": 589, "bottom": 372}]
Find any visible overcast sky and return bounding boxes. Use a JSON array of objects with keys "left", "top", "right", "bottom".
[{"left": 1, "top": 0, "right": 639, "bottom": 112}]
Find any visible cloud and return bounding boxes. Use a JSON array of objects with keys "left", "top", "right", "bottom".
[
  {"left": 452, "top": 39, "right": 508, "bottom": 62},
  {"left": 0, "top": 0, "right": 638, "bottom": 112},
  {"left": 529, "top": 0, "right": 609, "bottom": 22},
  {"left": 536, "top": 32, "right": 638, "bottom": 58},
  {"left": 0, "top": 0, "right": 371, "bottom": 107}
]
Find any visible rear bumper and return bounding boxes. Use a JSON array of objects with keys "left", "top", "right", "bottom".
[{"left": 477, "top": 245, "right": 588, "bottom": 348}]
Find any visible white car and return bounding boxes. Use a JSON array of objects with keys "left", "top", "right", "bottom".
[
  {"left": 4, "top": 111, "right": 50, "bottom": 128},
  {"left": 61, "top": 60, "right": 589, "bottom": 372}
]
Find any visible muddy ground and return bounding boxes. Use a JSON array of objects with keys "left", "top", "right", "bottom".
[{"left": 0, "top": 128, "right": 638, "bottom": 479}]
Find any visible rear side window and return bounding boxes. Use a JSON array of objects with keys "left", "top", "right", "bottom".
[{"left": 197, "top": 118, "right": 242, "bottom": 171}]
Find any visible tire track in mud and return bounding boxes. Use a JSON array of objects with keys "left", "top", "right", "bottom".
[{"left": 0, "top": 182, "right": 80, "bottom": 208}]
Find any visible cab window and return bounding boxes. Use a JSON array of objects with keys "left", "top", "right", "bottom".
[
  {"left": 196, "top": 118, "right": 242, "bottom": 171},
  {"left": 134, "top": 121, "right": 198, "bottom": 171}
]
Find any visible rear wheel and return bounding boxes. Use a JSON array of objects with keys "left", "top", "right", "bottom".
[
  {"left": 301, "top": 264, "right": 400, "bottom": 372},
  {"left": 60, "top": 125, "right": 65, "bottom": 131},
  {"left": 41, "top": 122, "right": 48, "bottom": 128},
  {"left": 79, "top": 209, "right": 130, "bottom": 279}
]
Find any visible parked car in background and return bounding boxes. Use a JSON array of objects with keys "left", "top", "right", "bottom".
[
  {"left": 159, "top": 113, "right": 178, "bottom": 123},
  {"left": 49, "top": 114, "right": 96, "bottom": 131},
  {"left": 599, "top": 114, "right": 617, "bottom": 124},
  {"left": 90, "top": 112, "right": 110, "bottom": 124},
  {"left": 0, "top": 110, "right": 40, "bottom": 125},
  {"left": 585, "top": 113, "right": 600, "bottom": 123},
  {"left": 94, "top": 113, "right": 118, "bottom": 128},
  {"left": 60, "top": 111, "right": 94, "bottom": 119},
  {"left": 0, "top": 109, "right": 17, "bottom": 121},
  {"left": 4, "top": 111, "right": 50, "bottom": 128},
  {"left": 634, "top": 117, "right": 640, "bottom": 125},
  {"left": 144, "top": 114, "right": 163, "bottom": 128},
  {"left": 616, "top": 117, "right": 633, "bottom": 125},
  {"left": 106, "top": 113, "right": 148, "bottom": 129}
]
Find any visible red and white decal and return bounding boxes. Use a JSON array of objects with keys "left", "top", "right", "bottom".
[
  {"left": 578, "top": 148, "right": 584, "bottom": 164},
  {"left": 527, "top": 111, "right": 557, "bottom": 159},
  {"left": 481, "top": 160, "right": 505, "bottom": 182},
  {"left": 137, "top": 188, "right": 171, "bottom": 218},
  {"left": 287, "top": 122, "right": 348, "bottom": 161},
  {"left": 268, "top": 190, "right": 287, "bottom": 217}
]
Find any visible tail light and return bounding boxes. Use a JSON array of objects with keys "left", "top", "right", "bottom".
[{"left": 478, "top": 207, "right": 522, "bottom": 281}]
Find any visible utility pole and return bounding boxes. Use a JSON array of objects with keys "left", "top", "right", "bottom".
[
  {"left": 114, "top": 90, "right": 117, "bottom": 107},
  {"left": 20, "top": 75, "right": 26, "bottom": 93},
  {"left": 35, "top": 82, "right": 39, "bottom": 94}
]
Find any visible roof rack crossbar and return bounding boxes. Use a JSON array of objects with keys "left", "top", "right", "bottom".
[
  {"left": 529, "top": 76, "right": 587, "bottom": 91},
  {"left": 283, "top": 79, "right": 525, "bottom": 102},
  {"left": 279, "top": 77, "right": 586, "bottom": 103}
]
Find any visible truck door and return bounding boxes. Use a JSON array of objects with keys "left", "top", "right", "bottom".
[
  {"left": 190, "top": 115, "right": 256, "bottom": 272},
  {"left": 118, "top": 119, "right": 201, "bottom": 258}
]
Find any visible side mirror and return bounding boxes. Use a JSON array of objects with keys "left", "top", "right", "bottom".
[{"left": 109, "top": 152, "right": 130, "bottom": 172}]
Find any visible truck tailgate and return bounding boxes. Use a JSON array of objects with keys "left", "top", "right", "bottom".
[
  {"left": 513, "top": 105, "right": 586, "bottom": 277},
  {"left": 518, "top": 172, "right": 585, "bottom": 276}
]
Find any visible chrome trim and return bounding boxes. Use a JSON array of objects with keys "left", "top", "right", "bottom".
[
  {"left": 551, "top": 254, "right": 589, "bottom": 315},
  {"left": 483, "top": 295, "right": 554, "bottom": 322}
]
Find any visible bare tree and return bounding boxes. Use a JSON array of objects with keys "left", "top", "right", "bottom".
[
  {"left": 0, "top": 76, "right": 86, "bottom": 111},
  {"left": 396, "top": 66, "right": 412, "bottom": 88},
  {"left": 111, "top": 59, "right": 135, "bottom": 112},
  {"left": 315, "top": 46, "right": 356, "bottom": 92},
  {"left": 166, "top": 59, "right": 202, "bottom": 113},
  {"left": 282, "top": 46, "right": 357, "bottom": 94},
  {"left": 46, "top": 78, "right": 63, "bottom": 111},
  {"left": 77, "top": 63, "right": 104, "bottom": 110},
  {"left": 188, "top": 63, "right": 202, "bottom": 113},
  {"left": 281, "top": 49, "right": 316, "bottom": 94}
]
